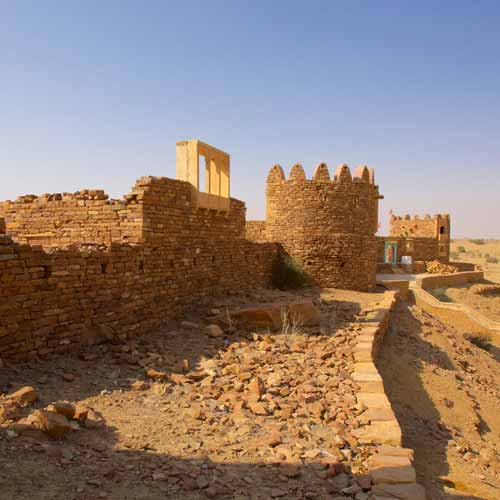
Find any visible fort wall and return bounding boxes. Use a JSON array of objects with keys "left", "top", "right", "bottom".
[
  {"left": 0, "top": 175, "right": 278, "bottom": 361},
  {"left": 245, "top": 221, "right": 267, "bottom": 242},
  {"left": 0, "top": 189, "right": 144, "bottom": 248}
]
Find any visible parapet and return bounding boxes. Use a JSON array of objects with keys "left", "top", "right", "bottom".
[
  {"left": 391, "top": 213, "right": 450, "bottom": 222},
  {"left": 176, "top": 140, "right": 230, "bottom": 212},
  {"left": 266, "top": 162, "right": 377, "bottom": 186}
]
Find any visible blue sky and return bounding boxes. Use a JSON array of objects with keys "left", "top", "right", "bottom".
[{"left": 1, "top": 1, "right": 499, "bottom": 237}]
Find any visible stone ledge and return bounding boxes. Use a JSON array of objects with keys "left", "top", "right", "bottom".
[{"left": 352, "top": 290, "right": 426, "bottom": 498}]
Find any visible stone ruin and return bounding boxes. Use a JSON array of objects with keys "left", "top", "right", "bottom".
[{"left": 0, "top": 140, "right": 450, "bottom": 361}]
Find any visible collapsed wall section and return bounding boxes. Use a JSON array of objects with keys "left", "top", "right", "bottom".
[{"left": 265, "top": 163, "right": 382, "bottom": 291}]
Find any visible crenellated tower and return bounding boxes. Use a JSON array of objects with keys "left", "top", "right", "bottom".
[{"left": 265, "top": 162, "right": 383, "bottom": 291}]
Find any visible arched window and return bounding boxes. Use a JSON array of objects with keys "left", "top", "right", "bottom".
[{"left": 440, "top": 226, "right": 446, "bottom": 235}]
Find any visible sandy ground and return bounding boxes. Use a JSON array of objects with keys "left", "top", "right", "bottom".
[
  {"left": 0, "top": 288, "right": 384, "bottom": 500},
  {"left": 451, "top": 240, "right": 500, "bottom": 284},
  {"left": 378, "top": 298, "right": 500, "bottom": 499},
  {"left": 443, "top": 284, "right": 500, "bottom": 323}
]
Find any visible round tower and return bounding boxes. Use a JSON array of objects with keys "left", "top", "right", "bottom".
[{"left": 266, "top": 162, "right": 382, "bottom": 291}]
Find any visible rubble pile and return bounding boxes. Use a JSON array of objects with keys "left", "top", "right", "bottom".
[{"left": 426, "top": 260, "right": 458, "bottom": 274}]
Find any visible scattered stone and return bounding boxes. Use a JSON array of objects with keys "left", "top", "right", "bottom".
[
  {"left": 131, "top": 380, "right": 148, "bottom": 391},
  {"left": 196, "top": 475, "right": 209, "bottom": 489},
  {"left": 279, "top": 463, "right": 300, "bottom": 478},
  {"left": 0, "top": 402, "right": 22, "bottom": 422},
  {"left": 145, "top": 368, "right": 168, "bottom": 380},
  {"left": 248, "top": 401, "right": 268, "bottom": 416},
  {"left": 248, "top": 376, "right": 265, "bottom": 400},
  {"left": 181, "top": 321, "right": 199, "bottom": 329},
  {"left": 31, "top": 410, "right": 72, "bottom": 438},
  {"left": 46, "top": 402, "right": 75, "bottom": 420},
  {"left": 7, "top": 386, "right": 38, "bottom": 406},
  {"left": 206, "top": 324, "right": 224, "bottom": 338},
  {"left": 327, "top": 472, "right": 350, "bottom": 492},
  {"left": 73, "top": 405, "right": 89, "bottom": 422}
]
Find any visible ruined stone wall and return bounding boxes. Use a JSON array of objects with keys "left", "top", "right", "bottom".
[
  {"left": 0, "top": 190, "right": 143, "bottom": 248},
  {"left": 265, "top": 163, "right": 381, "bottom": 291},
  {"left": 245, "top": 221, "right": 267, "bottom": 242},
  {"left": 0, "top": 178, "right": 279, "bottom": 361}
]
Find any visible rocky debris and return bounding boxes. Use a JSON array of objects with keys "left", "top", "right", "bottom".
[
  {"left": 46, "top": 402, "right": 75, "bottom": 420},
  {"left": 145, "top": 368, "right": 168, "bottom": 380},
  {"left": 426, "top": 260, "right": 458, "bottom": 274},
  {"left": 131, "top": 380, "right": 148, "bottom": 391},
  {"left": 205, "top": 324, "right": 224, "bottom": 338},
  {"left": 0, "top": 401, "right": 22, "bottom": 423},
  {"left": 62, "top": 372, "right": 76, "bottom": 382},
  {"left": 6, "top": 386, "right": 38, "bottom": 406},
  {"left": 73, "top": 405, "right": 88, "bottom": 422},
  {"left": 30, "top": 410, "right": 72, "bottom": 438},
  {"left": 0, "top": 289, "right": 426, "bottom": 499}
]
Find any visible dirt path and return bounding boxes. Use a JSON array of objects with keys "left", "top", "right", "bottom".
[{"left": 377, "top": 299, "right": 500, "bottom": 499}]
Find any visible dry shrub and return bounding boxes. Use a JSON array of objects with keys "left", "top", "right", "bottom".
[{"left": 280, "top": 308, "right": 304, "bottom": 336}]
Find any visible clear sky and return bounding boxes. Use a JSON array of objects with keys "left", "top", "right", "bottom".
[{"left": 1, "top": 1, "right": 499, "bottom": 237}]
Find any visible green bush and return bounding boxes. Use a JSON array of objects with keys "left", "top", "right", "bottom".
[
  {"left": 465, "top": 334, "right": 493, "bottom": 352},
  {"left": 450, "top": 251, "right": 459, "bottom": 259},
  {"left": 469, "top": 239, "right": 485, "bottom": 245},
  {"left": 271, "top": 256, "right": 309, "bottom": 290},
  {"left": 486, "top": 256, "right": 499, "bottom": 264},
  {"left": 457, "top": 246, "right": 466, "bottom": 253},
  {"left": 430, "top": 288, "right": 452, "bottom": 302}
]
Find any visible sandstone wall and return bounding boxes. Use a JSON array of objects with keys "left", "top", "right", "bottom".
[
  {"left": 245, "top": 221, "right": 267, "bottom": 242},
  {"left": 0, "top": 190, "right": 144, "bottom": 247},
  {"left": 0, "top": 178, "right": 279, "bottom": 361},
  {"left": 264, "top": 163, "right": 381, "bottom": 291}
]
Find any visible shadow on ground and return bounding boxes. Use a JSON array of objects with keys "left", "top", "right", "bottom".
[{"left": 377, "top": 297, "right": 494, "bottom": 500}]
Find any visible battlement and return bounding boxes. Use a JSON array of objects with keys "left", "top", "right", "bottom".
[
  {"left": 390, "top": 212, "right": 451, "bottom": 240},
  {"left": 267, "top": 162, "right": 377, "bottom": 185},
  {"left": 391, "top": 213, "right": 450, "bottom": 222}
]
